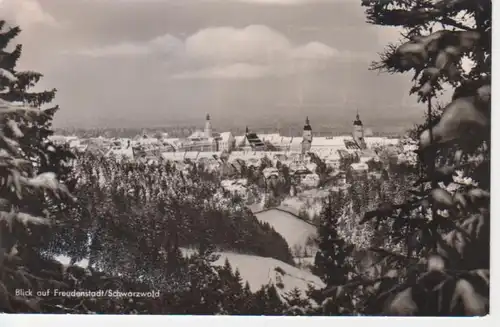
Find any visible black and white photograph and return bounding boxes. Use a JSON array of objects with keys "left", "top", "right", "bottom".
[{"left": 0, "top": 0, "right": 493, "bottom": 319}]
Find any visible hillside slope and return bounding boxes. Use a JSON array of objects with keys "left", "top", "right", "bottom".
[
  {"left": 182, "top": 249, "right": 325, "bottom": 297},
  {"left": 254, "top": 209, "right": 317, "bottom": 253}
]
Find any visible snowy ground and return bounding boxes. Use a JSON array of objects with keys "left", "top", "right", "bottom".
[
  {"left": 55, "top": 255, "right": 89, "bottom": 267},
  {"left": 280, "top": 188, "right": 330, "bottom": 219},
  {"left": 247, "top": 202, "right": 264, "bottom": 213},
  {"left": 254, "top": 209, "right": 317, "bottom": 253},
  {"left": 182, "top": 249, "right": 324, "bottom": 297},
  {"left": 55, "top": 249, "right": 324, "bottom": 299},
  {"left": 294, "top": 256, "right": 315, "bottom": 267}
]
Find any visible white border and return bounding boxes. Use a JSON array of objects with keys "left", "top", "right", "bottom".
[
  {"left": 0, "top": 315, "right": 496, "bottom": 326},
  {"left": 1, "top": 1, "right": 498, "bottom": 326}
]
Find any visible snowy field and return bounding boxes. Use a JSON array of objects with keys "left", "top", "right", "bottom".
[
  {"left": 215, "top": 252, "right": 324, "bottom": 296},
  {"left": 254, "top": 209, "right": 317, "bottom": 252},
  {"left": 182, "top": 250, "right": 325, "bottom": 297}
]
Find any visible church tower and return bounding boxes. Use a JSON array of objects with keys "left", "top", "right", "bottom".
[
  {"left": 353, "top": 111, "right": 366, "bottom": 150},
  {"left": 301, "top": 116, "right": 313, "bottom": 155},
  {"left": 204, "top": 113, "right": 212, "bottom": 138}
]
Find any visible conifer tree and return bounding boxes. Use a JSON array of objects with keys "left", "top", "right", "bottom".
[
  {"left": 312, "top": 192, "right": 352, "bottom": 286},
  {"left": 178, "top": 251, "right": 222, "bottom": 314},
  {"left": 0, "top": 20, "right": 74, "bottom": 313},
  {"left": 264, "top": 284, "right": 285, "bottom": 315},
  {"left": 248, "top": 285, "right": 268, "bottom": 314},
  {"left": 356, "top": 0, "right": 491, "bottom": 316},
  {"left": 0, "top": 20, "right": 74, "bottom": 250},
  {"left": 241, "top": 281, "right": 254, "bottom": 313},
  {"left": 234, "top": 268, "right": 243, "bottom": 286},
  {"left": 216, "top": 261, "right": 249, "bottom": 314},
  {"left": 283, "top": 287, "right": 311, "bottom": 315},
  {"left": 223, "top": 257, "right": 231, "bottom": 273},
  {"left": 0, "top": 21, "right": 72, "bottom": 179},
  {"left": 0, "top": 20, "right": 78, "bottom": 266},
  {"left": 165, "top": 240, "right": 184, "bottom": 275}
]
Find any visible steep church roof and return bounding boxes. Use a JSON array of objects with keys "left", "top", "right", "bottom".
[
  {"left": 344, "top": 139, "right": 361, "bottom": 150},
  {"left": 303, "top": 116, "right": 312, "bottom": 131},
  {"left": 353, "top": 113, "right": 363, "bottom": 126},
  {"left": 245, "top": 133, "right": 265, "bottom": 148}
]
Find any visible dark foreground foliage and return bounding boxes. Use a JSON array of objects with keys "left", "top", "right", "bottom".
[{"left": 307, "top": 0, "right": 490, "bottom": 316}]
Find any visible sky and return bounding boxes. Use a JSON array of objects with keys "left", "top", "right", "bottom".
[{"left": 0, "top": 0, "right": 428, "bottom": 131}]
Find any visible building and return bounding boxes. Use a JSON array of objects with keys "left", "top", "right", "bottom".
[
  {"left": 293, "top": 166, "right": 312, "bottom": 182},
  {"left": 301, "top": 173, "right": 320, "bottom": 188},
  {"left": 218, "top": 132, "right": 235, "bottom": 152},
  {"left": 178, "top": 114, "right": 217, "bottom": 151},
  {"left": 106, "top": 139, "right": 134, "bottom": 160},
  {"left": 301, "top": 116, "right": 313, "bottom": 155},
  {"left": 350, "top": 162, "right": 369, "bottom": 172},
  {"left": 204, "top": 113, "right": 212, "bottom": 138},
  {"left": 238, "top": 126, "right": 265, "bottom": 151},
  {"left": 343, "top": 138, "right": 361, "bottom": 150},
  {"left": 262, "top": 167, "right": 279, "bottom": 179},
  {"left": 353, "top": 111, "right": 367, "bottom": 150}
]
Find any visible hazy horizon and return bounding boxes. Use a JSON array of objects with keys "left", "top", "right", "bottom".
[{"left": 2, "top": 0, "right": 431, "bottom": 130}]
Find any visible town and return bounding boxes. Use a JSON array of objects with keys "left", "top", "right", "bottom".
[{"left": 50, "top": 113, "right": 404, "bottom": 184}]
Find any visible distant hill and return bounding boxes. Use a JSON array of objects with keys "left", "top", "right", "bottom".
[{"left": 54, "top": 122, "right": 409, "bottom": 139}]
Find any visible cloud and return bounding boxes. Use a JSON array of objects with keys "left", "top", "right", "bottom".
[
  {"left": 176, "top": 25, "right": 366, "bottom": 79},
  {"left": 185, "top": 25, "right": 291, "bottom": 63},
  {"left": 66, "top": 24, "right": 366, "bottom": 80},
  {"left": 68, "top": 34, "right": 183, "bottom": 58},
  {"left": 0, "top": 0, "right": 58, "bottom": 28},
  {"left": 291, "top": 42, "right": 340, "bottom": 60}
]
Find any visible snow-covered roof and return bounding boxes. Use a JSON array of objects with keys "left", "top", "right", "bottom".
[
  {"left": 68, "top": 139, "right": 81, "bottom": 147},
  {"left": 350, "top": 162, "right": 369, "bottom": 171},
  {"left": 135, "top": 137, "right": 159, "bottom": 145},
  {"left": 234, "top": 135, "right": 245, "bottom": 145},
  {"left": 197, "top": 152, "right": 222, "bottom": 160},
  {"left": 49, "top": 135, "right": 77, "bottom": 143},
  {"left": 184, "top": 152, "right": 200, "bottom": 160},
  {"left": 160, "top": 138, "right": 181, "bottom": 150},
  {"left": 218, "top": 132, "right": 233, "bottom": 142},
  {"left": 365, "top": 137, "right": 400, "bottom": 146},
  {"left": 258, "top": 133, "right": 285, "bottom": 145},
  {"left": 306, "top": 163, "right": 317, "bottom": 172},
  {"left": 303, "top": 173, "right": 319, "bottom": 181},
  {"left": 161, "top": 151, "right": 223, "bottom": 162},
  {"left": 262, "top": 167, "right": 279, "bottom": 179},
  {"left": 188, "top": 130, "right": 208, "bottom": 140},
  {"left": 161, "top": 152, "right": 186, "bottom": 162},
  {"left": 106, "top": 147, "right": 134, "bottom": 160},
  {"left": 311, "top": 136, "right": 348, "bottom": 147}
]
